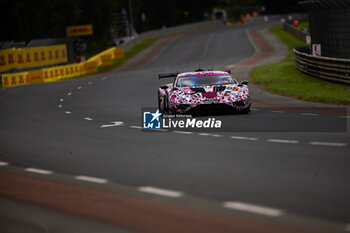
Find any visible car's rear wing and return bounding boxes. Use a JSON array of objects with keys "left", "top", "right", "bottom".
[{"left": 158, "top": 73, "right": 178, "bottom": 79}]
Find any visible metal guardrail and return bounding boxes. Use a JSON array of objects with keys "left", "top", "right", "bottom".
[
  {"left": 294, "top": 47, "right": 350, "bottom": 85},
  {"left": 283, "top": 23, "right": 308, "bottom": 42}
]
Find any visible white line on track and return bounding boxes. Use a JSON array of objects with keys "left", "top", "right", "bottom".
[
  {"left": 100, "top": 121, "right": 124, "bottom": 128},
  {"left": 300, "top": 113, "right": 318, "bottom": 116},
  {"left": 67, "top": 92, "right": 72, "bottom": 96},
  {"left": 230, "top": 136, "right": 258, "bottom": 141},
  {"left": 130, "top": 126, "right": 142, "bottom": 129},
  {"left": 339, "top": 116, "right": 350, "bottom": 118},
  {"left": 77, "top": 86, "right": 82, "bottom": 90},
  {"left": 138, "top": 186, "right": 183, "bottom": 198},
  {"left": 198, "top": 133, "right": 210, "bottom": 136},
  {"left": 84, "top": 117, "right": 93, "bottom": 121},
  {"left": 87, "top": 81, "right": 92, "bottom": 85},
  {"left": 211, "top": 134, "right": 223, "bottom": 137},
  {"left": 267, "top": 139, "right": 299, "bottom": 144},
  {"left": 271, "top": 110, "right": 285, "bottom": 113},
  {"left": 58, "top": 105, "right": 62, "bottom": 108},
  {"left": 65, "top": 111, "right": 72, "bottom": 114},
  {"left": 60, "top": 98, "right": 64, "bottom": 102},
  {"left": 25, "top": 168, "right": 53, "bottom": 175},
  {"left": 223, "top": 201, "right": 284, "bottom": 217},
  {"left": 75, "top": 175, "right": 108, "bottom": 184},
  {"left": 153, "top": 129, "right": 169, "bottom": 132},
  {"left": 0, "top": 161, "right": 9, "bottom": 166},
  {"left": 173, "top": 131, "right": 193, "bottom": 135},
  {"left": 309, "top": 141, "right": 347, "bottom": 147},
  {"left": 101, "top": 77, "right": 107, "bottom": 80},
  {"left": 250, "top": 108, "right": 259, "bottom": 111}
]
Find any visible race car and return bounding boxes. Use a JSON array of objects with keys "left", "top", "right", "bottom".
[{"left": 158, "top": 70, "right": 250, "bottom": 114}]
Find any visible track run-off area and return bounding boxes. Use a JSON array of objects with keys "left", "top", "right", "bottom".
[{"left": 0, "top": 21, "right": 349, "bottom": 233}]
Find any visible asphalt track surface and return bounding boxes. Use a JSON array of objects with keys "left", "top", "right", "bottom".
[{"left": 0, "top": 22, "right": 349, "bottom": 231}]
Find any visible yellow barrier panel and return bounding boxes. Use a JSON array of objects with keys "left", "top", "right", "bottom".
[
  {"left": 67, "top": 24, "right": 93, "bottom": 37},
  {"left": 39, "top": 47, "right": 47, "bottom": 67},
  {"left": 47, "top": 47, "right": 54, "bottom": 65},
  {"left": 1, "top": 44, "right": 124, "bottom": 88},
  {"left": 1, "top": 73, "right": 11, "bottom": 87},
  {"left": 42, "top": 68, "right": 56, "bottom": 82},
  {"left": 32, "top": 47, "right": 41, "bottom": 68},
  {"left": 79, "top": 63, "right": 85, "bottom": 75},
  {"left": 114, "top": 48, "right": 124, "bottom": 59},
  {"left": 100, "top": 54, "right": 113, "bottom": 66},
  {"left": 87, "top": 53, "right": 101, "bottom": 65},
  {"left": 59, "top": 44, "right": 68, "bottom": 64},
  {"left": 0, "top": 44, "right": 68, "bottom": 72},
  {"left": 17, "top": 72, "right": 28, "bottom": 85},
  {"left": 70, "top": 64, "right": 77, "bottom": 77},
  {"left": 65, "top": 65, "right": 71, "bottom": 78},
  {"left": 83, "top": 61, "right": 98, "bottom": 74},
  {"left": 24, "top": 48, "right": 34, "bottom": 68},
  {"left": 1, "top": 72, "right": 28, "bottom": 88},
  {"left": 0, "top": 51, "right": 7, "bottom": 73},
  {"left": 48, "top": 67, "right": 56, "bottom": 81},
  {"left": 16, "top": 48, "right": 26, "bottom": 70},
  {"left": 27, "top": 70, "right": 43, "bottom": 84},
  {"left": 0, "top": 48, "right": 16, "bottom": 72},
  {"left": 9, "top": 73, "right": 18, "bottom": 87},
  {"left": 54, "top": 66, "right": 60, "bottom": 79},
  {"left": 58, "top": 66, "right": 65, "bottom": 79}
]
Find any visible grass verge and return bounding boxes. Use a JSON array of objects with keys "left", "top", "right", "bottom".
[{"left": 250, "top": 26, "right": 350, "bottom": 105}]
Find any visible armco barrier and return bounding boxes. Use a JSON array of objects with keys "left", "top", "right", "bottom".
[
  {"left": 283, "top": 23, "right": 308, "bottom": 42},
  {"left": 294, "top": 47, "right": 350, "bottom": 85}
]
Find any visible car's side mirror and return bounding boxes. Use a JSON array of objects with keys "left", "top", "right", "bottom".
[
  {"left": 160, "top": 85, "right": 168, "bottom": 90},
  {"left": 241, "top": 80, "right": 249, "bottom": 85}
]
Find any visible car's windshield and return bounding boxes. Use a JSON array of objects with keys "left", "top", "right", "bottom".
[{"left": 176, "top": 75, "right": 236, "bottom": 87}]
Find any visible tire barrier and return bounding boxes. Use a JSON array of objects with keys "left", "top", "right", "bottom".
[
  {"left": 294, "top": 47, "right": 350, "bottom": 85},
  {"left": 1, "top": 46, "right": 124, "bottom": 88}
]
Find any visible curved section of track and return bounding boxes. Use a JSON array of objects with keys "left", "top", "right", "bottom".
[{"left": 0, "top": 22, "right": 349, "bottom": 228}]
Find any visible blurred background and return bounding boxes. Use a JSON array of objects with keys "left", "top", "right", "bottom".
[{"left": 0, "top": 0, "right": 306, "bottom": 56}]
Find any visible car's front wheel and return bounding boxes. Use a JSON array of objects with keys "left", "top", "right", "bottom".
[{"left": 240, "top": 103, "right": 251, "bottom": 114}]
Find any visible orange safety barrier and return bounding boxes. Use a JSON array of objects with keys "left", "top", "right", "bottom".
[{"left": 293, "top": 20, "right": 299, "bottom": 28}]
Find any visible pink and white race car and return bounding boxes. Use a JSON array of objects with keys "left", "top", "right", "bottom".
[{"left": 158, "top": 70, "right": 250, "bottom": 114}]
